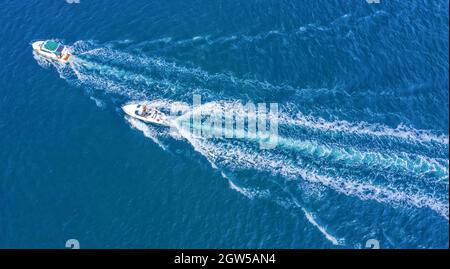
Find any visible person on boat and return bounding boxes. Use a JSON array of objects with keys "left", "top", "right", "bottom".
[
  {"left": 142, "top": 104, "right": 148, "bottom": 116},
  {"left": 149, "top": 109, "right": 156, "bottom": 118}
]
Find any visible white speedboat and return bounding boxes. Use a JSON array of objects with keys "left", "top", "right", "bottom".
[
  {"left": 32, "top": 40, "right": 71, "bottom": 63},
  {"left": 122, "top": 103, "right": 170, "bottom": 126}
]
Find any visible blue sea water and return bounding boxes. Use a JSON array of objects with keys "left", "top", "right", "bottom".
[{"left": 0, "top": 0, "right": 448, "bottom": 248}]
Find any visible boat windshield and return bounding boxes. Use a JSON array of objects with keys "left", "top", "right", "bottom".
[
  {"left": 42, "top": 41, "right": 65, "bottom": 56},
  {"left": 55, "top": 45, "right": 64, "bottom": 55}
]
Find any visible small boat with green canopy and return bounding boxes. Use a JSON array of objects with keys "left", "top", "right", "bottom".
[{"left": 32, "top": 40, "right": 71, "bottom": 63}]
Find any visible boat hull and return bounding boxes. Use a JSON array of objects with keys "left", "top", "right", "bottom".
[
  {"left": 122, "top": 104, "right": 170, "bottom": 126},
  {"left": 32, "top": 41, "right": 71, "bottom": 64}
]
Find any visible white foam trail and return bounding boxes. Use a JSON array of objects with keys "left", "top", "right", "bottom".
[
  {"left": 69, "top": 42, "right": 300, "bottom": 97},
  {"left": 183, "top": 135, "right": 448, "bottom": 219},
  {"left": 64, "top": 41, "right": 447, "bottom": 154},
  {"left": 89, "top": 96, "right": 105, "bottom": 108},
  {"left": 281, "top": 196, "right": 344, "bottom": 246},
  {"left": 174, "top": 101, "right": 449, "bottom": 177},
  {"left": 227, "top": 177, "right": 270, "bottom": 199},
  {"left": 302, "top": 208, "right": 342, "bottom": 246},
  {"left": 295, "top": 167, "right": 449, "bottom": 220},
  {"left": 229, "top": 177, "right": 344, "bottom": 246},
  {"left": 220, "top": 171, "right": 270, "bottom": 199},
  {"left": 32, "top": 51, "right": 52, "bottom": 68},
  {"left": 173, "top": 122, "right": 347, "bottom": 245},
  {"left": 69, "top": 58, "right": 148, "bottom": 99},
  {"left": 225, "top": 163, "right": 343, "bottom": 246},
  {"left": 173, "top": 121, "right": 218, "bottom": 169},
  {"left": 277, "top": 136, "right": 449, "bottom": 177},
  {"left": 70, "top": 43, "right": 449, "bottom": 149},
  {"left": 33, "top": 41, "right": 449, "bottom": 221},
  {"left": 125, "top": 116, "right": 166, "bottom": 150},
  {"left": 284, "top": 113, "right": 449, "bottom": 145}
]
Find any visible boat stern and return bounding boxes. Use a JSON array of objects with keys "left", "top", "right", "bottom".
[{"left": 60, "top": 52, "right": 71, "bottom": 63}]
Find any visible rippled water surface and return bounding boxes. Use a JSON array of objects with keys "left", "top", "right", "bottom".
[{"left": 0, "top": 0, "right": 448, "bottom": 248}]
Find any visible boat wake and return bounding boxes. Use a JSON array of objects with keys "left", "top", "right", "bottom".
[{"left": 33, "top": 39, "right": 449, "bottom": 247}]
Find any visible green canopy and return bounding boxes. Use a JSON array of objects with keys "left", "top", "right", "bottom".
[{"left": 43, "top": 40, "right": 59, "bottom": 51}]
